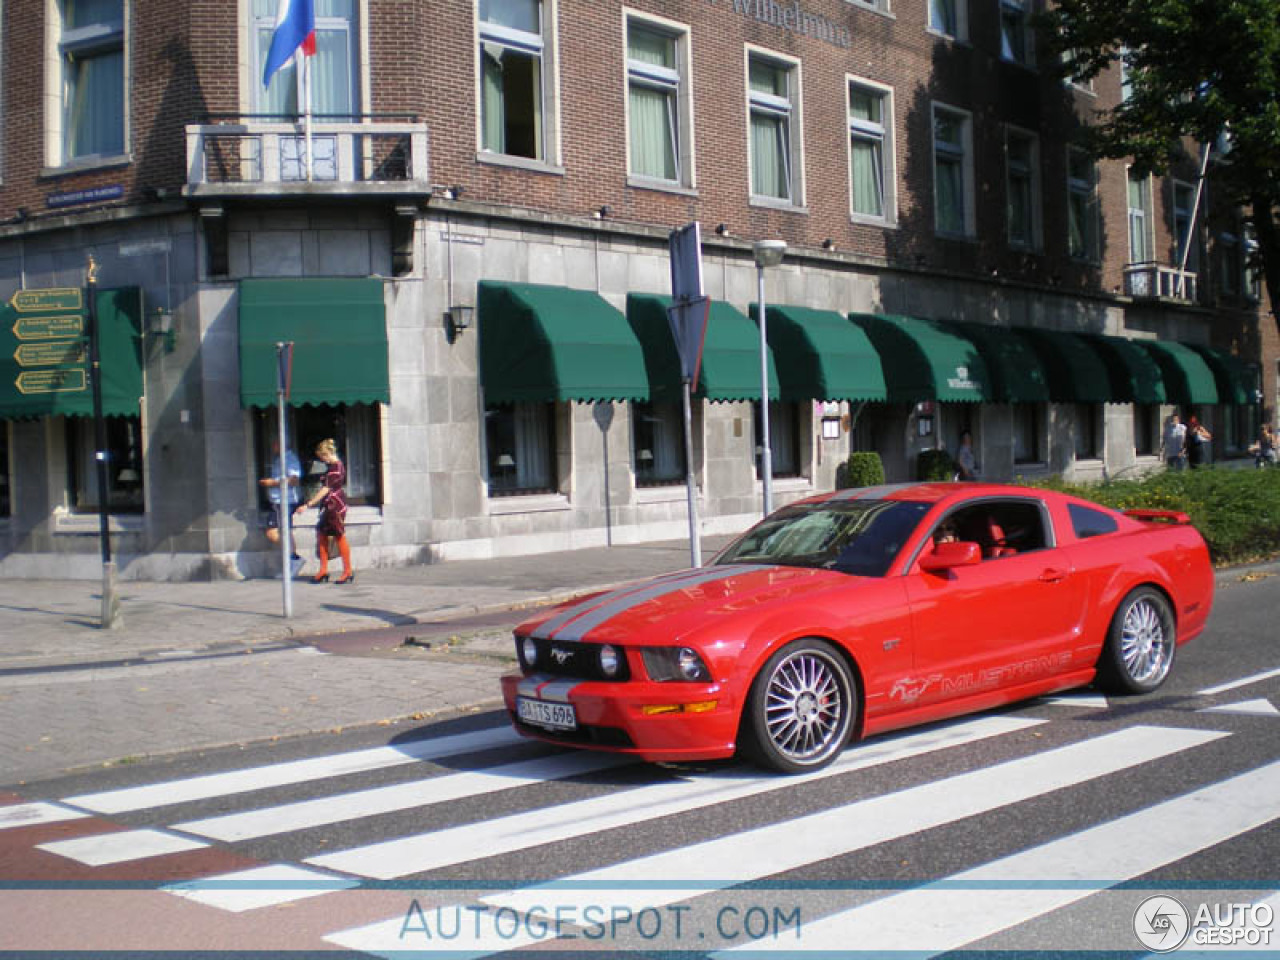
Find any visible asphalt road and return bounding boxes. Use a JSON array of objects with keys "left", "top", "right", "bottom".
[{"left": 2, "top": 569, "right": 1278, "bottom": 957}]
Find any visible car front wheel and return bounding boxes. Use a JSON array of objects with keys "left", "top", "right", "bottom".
[
  {"left": 742, "top": 638, "right": 856, "bottom": 773},
  {"left": 1096, "top": 587, "right": 1176, "bottom": 694}
]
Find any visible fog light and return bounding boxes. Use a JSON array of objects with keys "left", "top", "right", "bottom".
[{"left": 521, "top": 636, "right": 538, "bottom": 668}]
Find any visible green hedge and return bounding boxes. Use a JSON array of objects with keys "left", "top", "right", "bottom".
[
  {"left": 918, "top": 449, "right": 956, "bottom": 482},
  {"left": 844, "top": 451, "right": 885, "bottom": 488},
  {"left": 1022, "top": 467, "right": 1280, "bottom": 565}
]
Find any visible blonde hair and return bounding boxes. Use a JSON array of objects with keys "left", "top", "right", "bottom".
[{"left": 315, "top": 438, "right": 337, "bottom": 459}]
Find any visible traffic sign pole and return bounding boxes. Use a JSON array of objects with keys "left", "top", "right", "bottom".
[{"left": 86, "top": 256, "right": 121, "bottom": 630}]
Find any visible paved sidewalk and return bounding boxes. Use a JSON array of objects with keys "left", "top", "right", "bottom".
[{"left": 0, "top": 536, "right": 731, "bottom": 784}]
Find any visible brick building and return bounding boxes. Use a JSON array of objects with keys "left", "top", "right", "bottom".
[{"left": 0, "top": 0, "right": 1272, "bottom": 580}]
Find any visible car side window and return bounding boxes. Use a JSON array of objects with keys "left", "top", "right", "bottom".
[
  {"left": 949, "top": 500, "right": 1048, "bottom": 559},
  {"left": 1068, "top": 503, "right": 1118, "bottom": 539}
]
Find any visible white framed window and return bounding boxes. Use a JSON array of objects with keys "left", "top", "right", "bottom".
[
  {"left": 485, "top": 402, "right": 558, "bottom": 495},
  {"left": 1005, "top": 126, "right": 1040, "bottom": 250},
  {"left": 754, "top": 401, "right": 802, "bottom": 479},
  {"left": 1245, "top": 226, "right": 1262, "bottom": 300},
  {"left": 56, "top": 0, "right": 126, "bottom": 165},
  {"left": 253, "top": 0, "right": 358, "bottom": 118},
  {"left": 848, "top": 79, "right": 895, "bottom": 224},
  {"left": 849, "top": 0, "right": 890, "bottom": 12},
  {"left": 999, "top": 0, "right": 1033, "bottom": 67},
  {"left": 1067, "top": 147, "right": 1099, "bottom": 261},
  {"left": 625, "top": 14, "right": 692, "bottom": 188},
  {"left": 1127, "top": 168, "right": 1152, "bottom": 263},
  {"left": 67, "top": 415, "right": 144, "bottom": 514},
  {"left": 1133, "top": 404, "right": 1158, "bottom": 456},
  {"left": 632, "top": 400, "right": 685, "bottom": 485},
  {"left": 1013, "top": 403, "right": 1045, "bottom": 464},
  {"left": 1119, "top": 48, "right": 1134, "bottom": 102},
  {"left": 928, "top": 0, "right": 966, "bottom": 41},
  {"left": 1219, "top": 231, "right": 1241, "bottom": 297},
  {"left": 932, "top": 103, "right": 974, "bottom": 238},
  {"left": 255, "top": 404, "right": 384, "bottom": 508},
  {"left": 479, "top": 0, "right": 555, "bottom": 163},
  {"left": 1172, "top": 179, "right": 1200, "bottom": 272},
  {"left": 1074, "top": 403, "right": 1101, "bottom": 460},
  {"left": 1061, "top": 49, "right": 1093, "bottom": 92},
  {"left": 747, "top": 50, "right": 801, "bottom": 205}
]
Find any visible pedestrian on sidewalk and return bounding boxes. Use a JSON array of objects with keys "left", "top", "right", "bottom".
[
  {"left": 295, "top": 438, "right": 354, "bottom": 584},
  {"left": 260, "top": 437, "right": 305, "bottom": 579},
  {"left": 1162, "top": 413, "right": 1187, "bottom": 471}
]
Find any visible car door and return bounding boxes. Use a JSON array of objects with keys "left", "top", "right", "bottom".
[{"left": 899, "top": 498, "right": 1087, "bottom": 709}]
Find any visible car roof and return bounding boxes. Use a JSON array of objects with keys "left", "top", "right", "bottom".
[{"left": 805, "top": 481, "right": 1045, "bottom": 508}]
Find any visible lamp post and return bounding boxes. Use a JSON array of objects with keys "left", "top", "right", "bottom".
[{"left": 753, "top": 239, "right": 786, "bottom": 517}]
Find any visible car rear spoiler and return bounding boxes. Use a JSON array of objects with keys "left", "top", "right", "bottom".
[{"left": 1124, "top": 508, "right": 1192, "bottom": 525}]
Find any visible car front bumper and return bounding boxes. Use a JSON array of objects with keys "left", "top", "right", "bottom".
[{"left": 500, "top": 671, "right": 740, "bottom": 762}]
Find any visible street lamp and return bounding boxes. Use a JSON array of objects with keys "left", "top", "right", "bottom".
[{"left": 753, "top": 239, "right": 786, "bottom": 517}]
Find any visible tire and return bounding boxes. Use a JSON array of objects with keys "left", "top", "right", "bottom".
[
  {"left": 1096, "top": 587, "right": 1177, "bottom": 694},
  {"left": 742, "top": 638, "right": 856, "bottom": 773}
]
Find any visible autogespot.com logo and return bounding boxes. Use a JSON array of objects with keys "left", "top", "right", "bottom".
[{"left": 1134, "top": 895, "right": 1192, "bottom": 952}]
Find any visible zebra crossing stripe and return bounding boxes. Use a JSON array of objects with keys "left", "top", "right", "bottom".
[
  {"left": 36, "top": 828, "right": 208, "bottom": 866},
  {"left": 174, "top": 750, "right": 632, "bottom": 842},
  {"left": 1199, "top": 666, "right": 1280, "bottom": 696},
  {"left": 308, "top": 715, "right": 1043, "bottom": 881},
  {"left": 0, "top": 802, "right": 88, "bottom": 831},
  {"left": 62, "top": 724, "right": 521, "bottom": 815},
  {"left": 324, "top": 724, "right": 1223, "bottom": 959},
  {"left": 760, "top": 756, "right": 1280, "bottom": 956},
  {"left": 166, "top": 864, "right": 359, "bottom": 912}
]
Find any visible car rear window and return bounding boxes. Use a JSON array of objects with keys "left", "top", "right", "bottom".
[{"left": 1069, "top": 503, "right": 1119, "bottom": 539}]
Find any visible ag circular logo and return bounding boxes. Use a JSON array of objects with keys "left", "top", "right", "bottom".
[{"left": 1134, "top": 895, "right": 1191, "bottom": 952}]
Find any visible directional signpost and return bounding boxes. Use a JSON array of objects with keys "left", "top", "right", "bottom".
[{"left": 3, "top": 287, "right": 91, "bottom": 412}]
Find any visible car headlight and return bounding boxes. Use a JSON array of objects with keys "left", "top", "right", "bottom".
[
  {"left": 520, "top": 636, "right": 538, "bottom": 668},
  {"left": 641, "top": 646, "right": 711, "bottom": 682},
  {"left": 598, "top": 644, "right": 621, "bottom": 678}
]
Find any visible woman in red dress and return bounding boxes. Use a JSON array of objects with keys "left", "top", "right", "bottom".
[{"left": 294, "top": 438, "right": 354, "bottom": 583}]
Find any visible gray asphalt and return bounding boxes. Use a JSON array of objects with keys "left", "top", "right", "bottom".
[{"left": 0, "top": 536, "right": 733, "bottom": 783}]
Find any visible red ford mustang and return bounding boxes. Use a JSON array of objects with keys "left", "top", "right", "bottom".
[{"left": 500, "top": 483, "right": 1214, "bottom": 773}]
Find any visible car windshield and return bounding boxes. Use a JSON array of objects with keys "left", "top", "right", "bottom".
[{"left": 713, "top": 499, "right": 931, "bottom": 577}]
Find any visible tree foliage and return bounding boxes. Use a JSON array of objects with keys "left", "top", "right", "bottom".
[{"left": 1038, "top": 0, "right": 1280, "bottom": 323}]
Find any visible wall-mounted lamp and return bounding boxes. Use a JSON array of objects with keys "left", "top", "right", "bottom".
[
  {"left": 445, "top": 304, "right": 474, "bottom": 342},
  {"left": 11, "top": 207, "right": 28, "bottom": 224},
  {"left": 433, "top": 184, "right": 465, "bottom": 201},
  {"left": 593, "top": 204, "right": 612, "bottom": 220},
  {"left": 715, "top": 223, "right": 731, "bottom": 237},
  {"left": 146, "top": 307, "right": 177, "bottom": 352},
  {"left": 821, "top": 238, "right": 836, "bottom": 251}
]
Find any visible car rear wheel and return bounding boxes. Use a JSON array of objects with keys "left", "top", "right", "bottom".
[
  {"left": 742, "top": 638, "right": 856, "bottom": 773},
  {"left": 1096, "top": 587, "right": 1176, "bottom": 694}
]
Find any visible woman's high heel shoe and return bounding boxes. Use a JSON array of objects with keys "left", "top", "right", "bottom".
[
  {"left": 335, "top": 572, "right": 356, "bottom": 585},
  {"left": 311, "top": 573, "right": 329, "bottom": 584}
]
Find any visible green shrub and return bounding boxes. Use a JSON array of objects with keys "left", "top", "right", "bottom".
[
  {"left": 1020, "top": 466, "right": 1280, "bottom": 565},
  {"left": 844, "top": 451, "right": 885, "bottom": 488},
  {"left": 917, "top": 448, "right": 956, "bottom": 482}
]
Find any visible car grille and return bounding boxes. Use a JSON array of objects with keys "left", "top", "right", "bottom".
[
  {"left": 516, "top": 637, "right": 631, "bottom": 682},
  {"left": 510, "top": 712, "right": 635, "bottom": 748}
]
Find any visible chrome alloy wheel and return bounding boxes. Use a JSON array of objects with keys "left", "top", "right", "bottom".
[
  {"left": 1119, "top": 595, "right": 1173, "bottom": 687},
  {"left": 763, "top": 647, "right": 849, "bottom": 764}
]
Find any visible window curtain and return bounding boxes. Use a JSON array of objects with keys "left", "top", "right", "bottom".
[
  {"left": 629, "top": 85, "right": 676, "bottom": 180},
  {"left": 515, "top": 403, "right": 552, "bottom": 490},
  {"left": 481, "top": 45, "right": 506, "bottom": 152},
  {"left": 67, "top": 49, "right": 124, "bottom": 157},
  {"left": 1128, "top": 176, "right": 1149, "bottom": 261},
  {"left": 929, "top": 0, "right": 956, "bottom": 34},
  {"left": 770, "top": 402, "right": 797, "bottom": 476},
  {"left": 751, "top": 113, "right": 789, "bottom": 199},
  {"left": 343, "top": 405, "right": 377, "bottom": 502},
  {"left": 480, "top": 0, "right": 540, "bottom": 33},
  {"left": 850, "top": 135, "right": 884, "bottom": 217},
  {"left": 936, "top": 155, "right": 963, "bottom": 234}
]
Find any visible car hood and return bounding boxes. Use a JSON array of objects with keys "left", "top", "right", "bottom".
[{"left": 516, "top": 563, "right": 865, "bottom": 646}]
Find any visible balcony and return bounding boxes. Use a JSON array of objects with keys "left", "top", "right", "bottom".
[
  {"left": 185, "top": 116, "right": 429, "bottom": 199},
  {"left": 1123, "top": 262, "right": 1198, "bottom": 302}
]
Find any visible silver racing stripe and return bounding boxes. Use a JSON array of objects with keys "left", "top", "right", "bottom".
[
  {"left": 827, "top": 482, "right": 921, "bottom": 502},
  {"left": 534, "top": 564, "right": 766, "bottom": 644},
  {"left": 518, "top": 678, "right": 580, "bottom": 703},
  {"left": 530, "top": 566, "right": 723, "bottom": 639}
]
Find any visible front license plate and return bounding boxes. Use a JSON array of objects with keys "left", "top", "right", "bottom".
[{"left": 517, "top": 697, "right": 577, "bottom": 731}]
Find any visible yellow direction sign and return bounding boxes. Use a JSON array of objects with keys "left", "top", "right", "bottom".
[
  {"left": 14, "top": 341, "right": 87, "bottom": 367},
  {"left": 11, "top": 314, "right": 85, "bottom": 341},
  {"left": 15, "top": 368, "right": 87, "bottom": 394},
  {"left": 9, "top": 288, "right": 83, "bottom": 313}
]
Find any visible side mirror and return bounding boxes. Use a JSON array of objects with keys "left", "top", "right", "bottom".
[{"left": 919, "top": 540, "right": 982, "bottom": 573}]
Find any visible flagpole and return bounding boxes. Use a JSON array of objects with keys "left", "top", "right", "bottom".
[{"left": 303, "top": 51, "right": 313, "bottom": 182}]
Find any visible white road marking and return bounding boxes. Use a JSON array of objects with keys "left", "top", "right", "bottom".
[
  {"left": 770, "top": 757, "right": 1280, "bottom": 955},
  {"left": 0, "top": 802, "right": 88, "bottom": 831},
  {"left": 309, "top": 715, "right": 1043, "bottom": 881},
  {"left": 166, "top": 864, "right": 359, "bottom": 912},
  {"left": 37, "top": 828, "right": 208, "bottom": 866},
  {"left": 63, "top": 725, "right": 521, "bottom": 814},
  {"left": 1197, "top": 698, "right": 1279, "bottom": 717},
  {"left": 1199, "top": 667, "right": 1280, "bottom": 696}
]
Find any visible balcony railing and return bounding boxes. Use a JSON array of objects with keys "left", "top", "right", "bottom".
[
  {"left": 1123, "top": 262, "right": 1198, "bottom": 302},
  {"left": 185, "top": 116, "right": 429, "bottom": 197}
]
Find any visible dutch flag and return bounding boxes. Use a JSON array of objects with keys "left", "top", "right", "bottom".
[{"left": 262, "top": 0, "right": 316, "bottom": 87}]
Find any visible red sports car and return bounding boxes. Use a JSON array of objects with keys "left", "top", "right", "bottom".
[{"left": 500, "top": 483, "right": 1213, "bottom": 773}]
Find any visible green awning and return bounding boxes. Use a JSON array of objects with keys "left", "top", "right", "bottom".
[
  {"left": 1137, "top": 341, "right": 1219, "bottom": 405},
  {"left": 239, "top": 278, "right": 389, "bottom": 409},
  {"left": 759, "top": 305, "right": 886, "bottom": 402},
  {"left": 952, "top": 321, "right": 1049, "bottom": 403},
  {"left": 1017, "top": 327, "right": 1113, "bottom": 403},
  {"left": 1082, "top": 334, "right": 1167, "bottom": 405},
  {"left": 1187, "top": 344, "right": 1255, "bottom": 405},
  {"left": 848, "top": 313, "right": 988, "bottom": 403},
  {"left": 628, "top": 294, "right": 778, "bottom": 402},
  {"left": 0, "top": 286, "right": 143, "bottom": 419}
]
